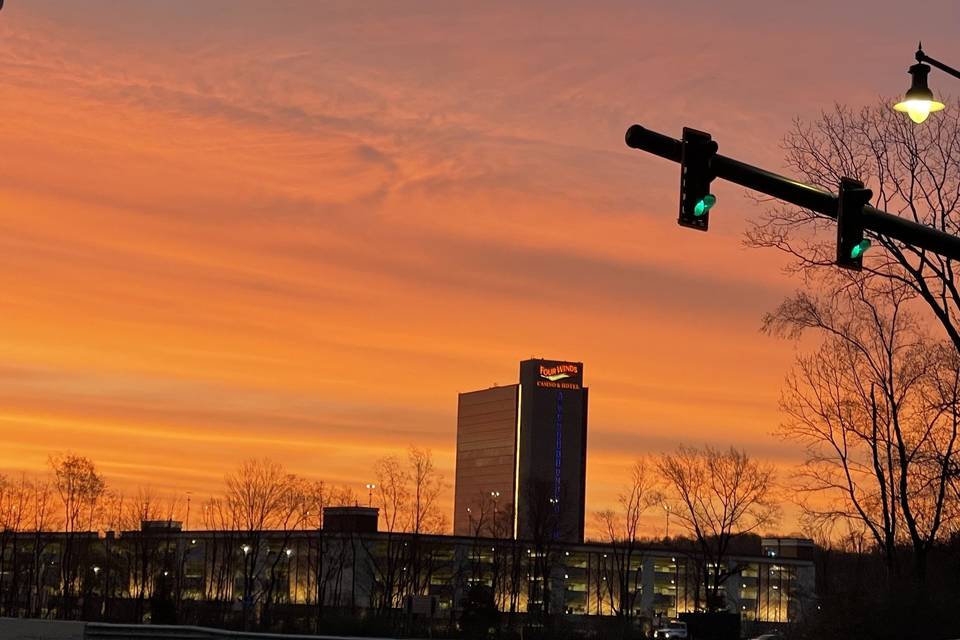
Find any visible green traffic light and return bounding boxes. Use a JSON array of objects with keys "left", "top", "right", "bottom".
[
  {"left": 850, "top": 239, "right": 871, "bottom": 259},
  {"left": 694, "top": 194, "right": 716, "bottom": 217}
]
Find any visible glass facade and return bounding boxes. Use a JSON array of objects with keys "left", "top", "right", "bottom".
[{"left": 453, "top": 384, "right": 520, "bottom": 538}]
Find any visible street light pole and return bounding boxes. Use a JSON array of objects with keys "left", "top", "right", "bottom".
[{"left": 365, "top": 483, "right": 376, "bottom": 507}]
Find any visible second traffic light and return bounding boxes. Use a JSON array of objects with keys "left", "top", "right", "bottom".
[
  {"left": 836, "top": 177, "right": 873, "bottom": 271},
  {"left": 678, "top": 127, "right": 718, "bottom": 231}
]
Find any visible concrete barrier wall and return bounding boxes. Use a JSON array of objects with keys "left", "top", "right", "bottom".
[{"left": 0, "top": 618, "right": 87, "bottom": 640}]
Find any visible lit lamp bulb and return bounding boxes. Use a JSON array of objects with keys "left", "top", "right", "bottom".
[
  {"left": 895, "top": 99, "right": 942, "bottom": 124},
  {"left": 894, "top": 62, "right": 945, "bottom": 124}
]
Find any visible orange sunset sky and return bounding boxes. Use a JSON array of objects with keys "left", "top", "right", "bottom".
[{"left": 2, "top": 0, "right": 959, "bottom": 536}]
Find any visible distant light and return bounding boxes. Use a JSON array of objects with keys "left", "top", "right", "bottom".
[{"left": 285, "top": 548, "right": 293, "bottom": 557}]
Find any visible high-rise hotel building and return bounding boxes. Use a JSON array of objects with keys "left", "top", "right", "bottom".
[{"left": 453, "top": 359, "right": 588, "bottom": 543}]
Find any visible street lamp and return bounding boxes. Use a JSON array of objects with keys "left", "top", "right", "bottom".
[
  {"left": 365, "top": 483, "right": 376, "bottom": 507},
  {"left": 894, "top": 43, "right": 954, "bottom": 124},
  {"left": 490, "top": 491, "right": 500, "bottom": 533}
]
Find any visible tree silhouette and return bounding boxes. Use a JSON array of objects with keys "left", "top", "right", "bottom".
[
  {"left": 49, "top": 453, "right": 105, "bottom": 616},
  {"left": 767, "top": 278, "right": 960, "bottom": 580},
  {"left": 594, "top": 458, "right": 661, "bottom": 620},
  {"left": 749, "top": 101, "right": 960, "bottom": 366},
  {"left": 657, "top": 446, "right": 778, "bottom": 611}
]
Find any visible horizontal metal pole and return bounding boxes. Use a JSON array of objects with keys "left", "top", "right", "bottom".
[
  {"left": 625, "top": 124, "right": 960, "bottom": 261},
  {"left": 917, "top": 51, "right": 960, "bottom": 82}
]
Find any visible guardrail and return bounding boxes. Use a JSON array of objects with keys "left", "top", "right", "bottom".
[
  {"left": 0, "top": 618, "right": 406, "bottom": 640},
  {"left": 86, "top": 622, "right": 401, "bottom": 640}
]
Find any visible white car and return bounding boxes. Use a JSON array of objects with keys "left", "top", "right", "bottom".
[{"left": 654, "top": 620, "right": 688, "bottom": 639}]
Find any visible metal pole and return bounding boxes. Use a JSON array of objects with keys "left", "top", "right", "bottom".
[
  {"left": 625, "top": 124, "right": 960, "bottom": 261},
  {"left": 917, "top": 49, "right": 960, "bottom": 82}
]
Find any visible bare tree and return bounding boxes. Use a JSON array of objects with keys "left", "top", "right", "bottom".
[
  {"left": 593, "top": 458, "right": 661, "bottom": 620},
  {"left": 28, "top": 477, "right": 56, "bottom": 616},
  {"left": 369, "top": 447, "right": 448, "bottom": 611},
  {"left": 407, "top": 447, "right": 446, "bottom": 535},
  {"left": 49, "top": 454, "right": 106, "bottom": 614},
  {"left": 200, "top": 496, "right": 239, "bottom": 618},
  {"left": 657, "top": 445, "right": 778, "bottom": 611},
  {"left": 371, "top": 455, "right": 407, "bottom": 610},
  {"left": 120, "top": 487, "right": 179, "bottom": 621},
  {"left": 404, "top": 446, "right": 446, "bottom": 609},
  {"left": 259, "top": 476, "right": 310, "bottom": 627},
  {"left": 0, "top": 474, "right": 56, "bottom": 617},
  {"left": 374, "top": 455, "right": 408, "bottom": 536},
  {"left": 768, "top": 279, "right": 960, "bottom": 579},
  {"left": 303, "top": 481, "right": 349, "bottom": 622},
  {"left": 50, "top": 454, "right": 105, "bottom": 536},
  {"left": 223, "top": 457, "right": 302, "bottom": 628},
  {"left": 524, "top": 480, "right": 566, "bottom": 619},
  {"left": 747, "top": 101, "right": 960, "bottom": 376},
  {"left": 0, "top": 474, "right": 25, "bottom": 615}
]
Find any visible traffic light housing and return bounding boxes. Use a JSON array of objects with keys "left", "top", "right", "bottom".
[
  {"left": 678, "top": 127, "right": 718, "bottom": 231},
  {"left": 836, "top": 177, "right": 873, "bottom": 271}
]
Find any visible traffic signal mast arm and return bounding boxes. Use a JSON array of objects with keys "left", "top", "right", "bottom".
[{"left": 625, "top": 124, "right": 960, "bottom": 262}]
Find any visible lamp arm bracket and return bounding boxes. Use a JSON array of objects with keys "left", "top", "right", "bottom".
[{"left": 916, "top": 49, "right": 960, "bottom": 82}]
